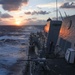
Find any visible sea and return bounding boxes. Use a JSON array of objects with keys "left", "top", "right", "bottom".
[{"left": 0, "top": 25, "right": 44, "bottom": 75}]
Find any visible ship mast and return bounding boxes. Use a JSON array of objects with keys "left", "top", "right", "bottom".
[{"left": 56, "top": 0, "right": 58, "bottom": 20}]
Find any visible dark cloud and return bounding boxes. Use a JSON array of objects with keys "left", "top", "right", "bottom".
[
  {"left": 32, "top": 17, "right": 37, "bottom": 19},
  {"left": 60, "top": 2, "right": 75, "bottom": 8},
  {"left": 25, "top": 10, "right": 50, "bottom": 15},
  {"left": 24, "top": 18, "right": 46, "bottom": 25},
  {"left": 0, "top": 0, "right": 28, "bottom": 11},
  {"left": 32, "top": 10, "right": 50, "bottom": 15},
  {"left": 25, "top": 11, "right": 32, "bottom": 15},
  {"left": 27, "top": 20, "right": 46, "bottom": 25},
  {"left": 25, "top": 17, "right": 37, "bottom": 21},
  {"left": 1, "top": 13, "right": 13, "bottom": 18},
  {"left": 25, "top": 18, "right": 32, "bottom": 21}
]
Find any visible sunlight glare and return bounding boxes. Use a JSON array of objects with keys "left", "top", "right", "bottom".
[{"left": 15, "top": 21, "right": 21, "bottom": 26}]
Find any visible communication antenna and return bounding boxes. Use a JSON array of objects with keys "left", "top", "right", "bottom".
[
  {"left": 64, "top": 11, "right": 68, "bottom": 17},
  {"left": 59, "top": 10, "right": 63, "bottom": 20}
]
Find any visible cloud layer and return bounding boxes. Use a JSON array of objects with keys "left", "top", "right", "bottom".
[
  {"left": 64, "top": 0, "right": 75, "bottom": 1},
  {"left": 25, "top": 19, "right": 46, "bottom": 25},
  {"left": 60, "top": 2, "right": 75, "bottom": 8},
  {"left": 1, "top": 13, "right": 13, "bottom": 18},
  {"left": 25, "top": 10, "right": 50, "bottom": 15},
  {"left": 37, "top": 2, "right": 62, "bottom": 8},
  {"left": 0, "top": 0, "right": 28, "bottom": 11}
]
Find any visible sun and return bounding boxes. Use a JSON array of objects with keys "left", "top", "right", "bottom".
[{"left": 15, "top": 21, "right": 21, "bottom": 26}]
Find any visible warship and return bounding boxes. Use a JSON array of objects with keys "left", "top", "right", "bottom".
[
  {"left": 24, "top": 17, "right": 75, "bottom": 75},
  {"left": 23, "top": 0, "right": 75, "bottom": 74}
]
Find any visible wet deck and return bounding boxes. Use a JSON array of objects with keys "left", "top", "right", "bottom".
[
  {"left": 47, "top": 58, "right": 75, "bottom": 75},
  {"left": 28, "top": 46, "right": 75, "bottom": 75}
]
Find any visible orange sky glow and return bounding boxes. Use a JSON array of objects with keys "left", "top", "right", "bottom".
[{"left": 0, "top": 0, "right": 75, "bottom": 26}]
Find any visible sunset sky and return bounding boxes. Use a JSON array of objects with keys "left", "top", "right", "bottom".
[{"left": 0, "top": 0, "right": 75, "bottom": 25}]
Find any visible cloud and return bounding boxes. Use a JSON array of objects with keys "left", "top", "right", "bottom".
[
  {"left": 23, "top": 18, "right": 46, "bottom": 25},
  {"left": 0, "top": 0, "right": 28, "bottom": 11},
  {"left": 32, "top": 11, "right": 50, "bottom": 15},
  {"left": 25, "top": 11, "right": 32, "bottom": 15},
  {"left": 60, "top": 2, "right": 75, "bottom": 8},
  {"left": 37, "top": 2, "right": 62, "bottom": 8},
  {"left": 25, "top": 10, "right": 50, "bottom": 15},
  {"left": 64, "top": 0, "right": 75, "bottom": 1},
  {"left": 0, "top": 19, "right": 14, "bottom": 25},
  {"left": 24, "top": 18, "right": 37, "bottom": 22},
  {"left": 1, "top": 13, "right": 13, "bottom": 18},
  {"left": 27, "top": 20, "right": 46, "bottom": 25}
]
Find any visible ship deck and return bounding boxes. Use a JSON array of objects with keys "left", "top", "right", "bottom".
[
  {"left": 25, "top": 46, "right": 75, "bottom": 75},
  {"left": 46, "top": 58, "right": 75, "bottom": 75}
]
